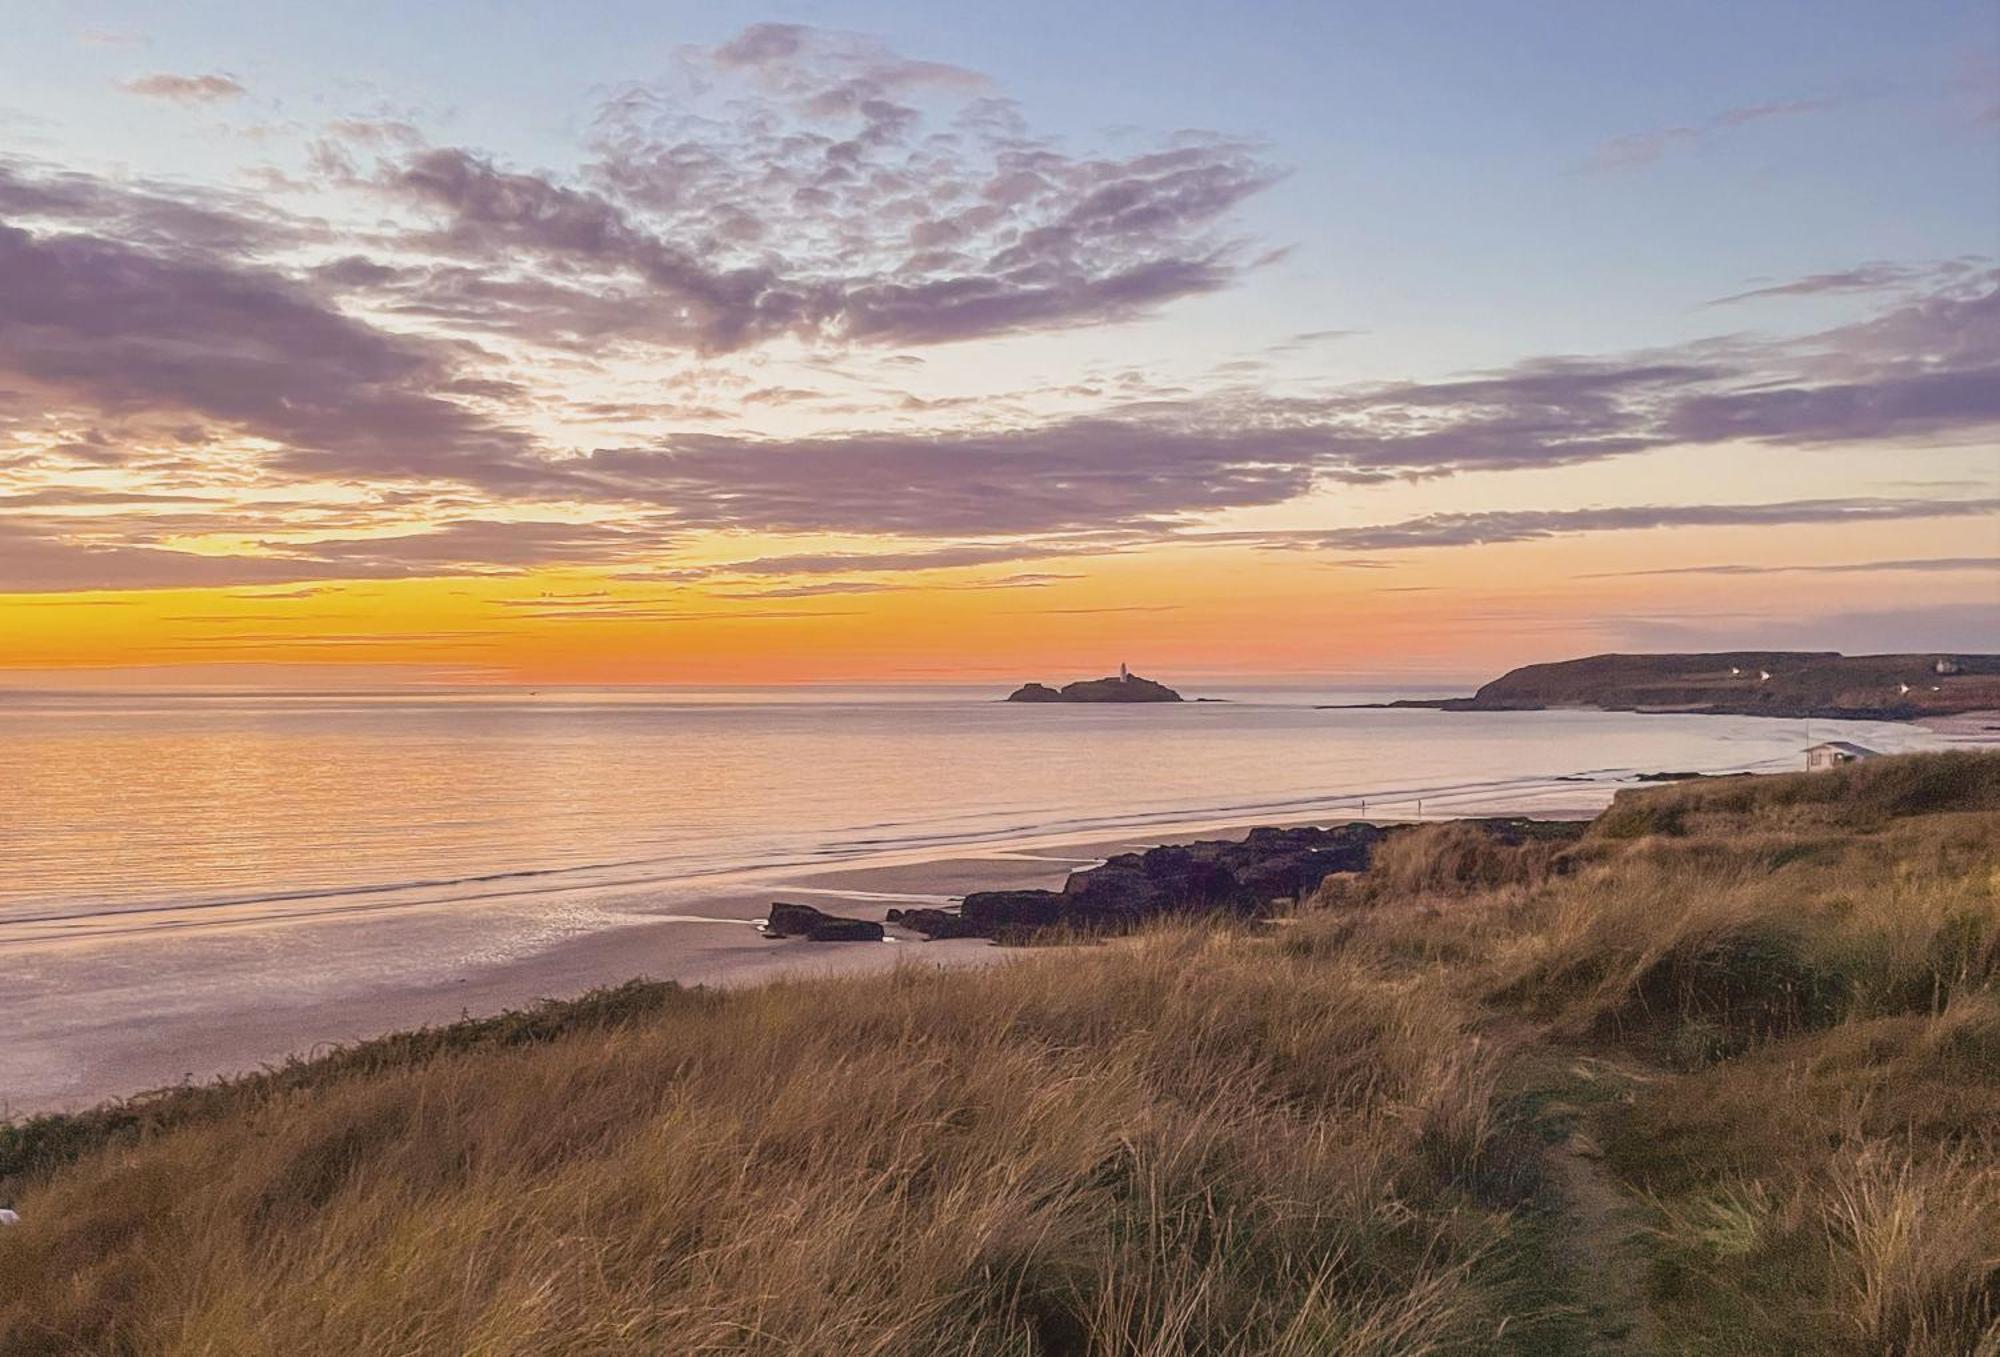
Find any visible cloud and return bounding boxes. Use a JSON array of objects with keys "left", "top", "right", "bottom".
[
  {"left": 4, "top": 30, "right": 1998, "bottom": 598},
  {"left": 1584, "top": 94, "right": 1846, "bottom": 172},
  {"left": 0, "top": 156, "right": 307, "bottom": 254},
  {"left": 332, "top": 25, "right": 1284, "bottom": 353},
  {"left": 1705, "top": 261, "right": 1946, "bottom": 306},
  {"left": 565, "top": 422, "right": 1327, "bottom": 534},
  {"left": 712, "top": 568, "right": 1075, "bottom": 599},
  {"left": 617, "top": 538, "right": 1131, "bottom": 583},
  {"left": 520, "top": 273, "right": 1997, "bottom": 536},
  {"left": 1582, "top": 556, "right": 2000, "bottom": 578},
  {"left": 1257, "top": 496, "right": 2000, "bottom": 552},
  {"left": 713, "top": 579, "right": 897, "bottom": 599},
  {"left": 0, "top": 517, "right": 663, "bottom": 594},
  {"left": 0, "top": 208, "right": 530, "bottom": 481},
  {"left": 119, "top": 73, "right": 245, "bottom": 104}
]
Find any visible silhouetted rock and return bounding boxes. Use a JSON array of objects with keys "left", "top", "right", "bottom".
[
  {"left": 761, "top": 901, "right": 883, "bottom": 941},
  {"left": 960, "top": 889, "right": 1069, "bottom": 931},
  {"left": 1006, "top": 682, "right": 1064, "bottom": 702},
  {"left": 1006, "top": 673, "right": 1183, "bottom": 703},
  {"left": 805, "top": 918, "right": 885, "bottom": 942},
  {"left": 885, "top": 907, "right": 983, "bottom": 939},
  {"left": 886, "top": 819, "right": 1577, "bottom": 942}
]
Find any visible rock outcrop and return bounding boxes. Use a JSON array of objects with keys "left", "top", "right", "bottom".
[
  {"left": 882, "top": 906, "right": 984, "bottom": 939},
  {"left": 902, "top": 823, "right": 1403, "bottom": 940},
  {"left": 1006, "top": 673, "right": 1184, "bottom": 703},
  {"left": 760, "top": 902, "right": 886, "bottom": 942},
  {"left": 1007, "top": 682, "right": 1064, "bottom": 703}
]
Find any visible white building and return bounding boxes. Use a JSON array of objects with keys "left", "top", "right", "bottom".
[{"left": 1804, "top": 740, "right": 1879, "bottom": 772}]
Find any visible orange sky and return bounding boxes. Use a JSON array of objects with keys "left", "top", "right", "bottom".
[
  {"left": 9, "top": 515, "right": 1994, "bottom": 687},
  {"left": 3, "top": 18, "right": 1996, "bottom": 686}
]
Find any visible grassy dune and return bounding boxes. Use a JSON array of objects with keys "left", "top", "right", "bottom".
[{"left": 3, "top": 752, "right": 1996, "bottom": 1355}]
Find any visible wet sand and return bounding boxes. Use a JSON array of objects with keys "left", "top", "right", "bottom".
[{"left": 5, "top": 808, "right": 1608, "bottom": 1117}]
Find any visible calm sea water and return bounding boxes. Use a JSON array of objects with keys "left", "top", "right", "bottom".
[{"left": 0, "top": 684, "right": 1948, "bottom": 947}]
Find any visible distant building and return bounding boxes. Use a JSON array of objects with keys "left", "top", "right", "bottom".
[
  {"left": 1805, "top": 740, "right": 1879, "bottom": 772},
  {"left": 1934, "top": 657, "right": 1962, "bottom": 676}
]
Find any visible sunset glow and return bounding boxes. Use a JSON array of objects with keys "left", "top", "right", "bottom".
[{"left": 3, "top": 3, "right": 1994, "bottom": 686}]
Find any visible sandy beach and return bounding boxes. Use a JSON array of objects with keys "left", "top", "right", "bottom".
[{"left": 6, "top": 806, "right": 1620, "bottom": 1117}]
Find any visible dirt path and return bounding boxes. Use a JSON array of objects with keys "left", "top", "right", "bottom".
[{"left": 1489, "top": 1019, "right": 1667, "bottom": 1355}]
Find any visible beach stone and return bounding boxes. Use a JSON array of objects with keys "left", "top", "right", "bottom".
[
  {"left": 887, "top": 907, "right": 983, "bottom": 939},
  {"left": 763, "top": 901, "right": 884, "bottom": 940},
  {"left": 762, "top": 901, "right": 831, "bottom": 937},
  {"left": 804, "top": 918, "right": 885, "bottom": 942}
]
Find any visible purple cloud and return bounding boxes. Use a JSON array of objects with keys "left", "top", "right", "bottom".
[
  {"left": 0, "top": 215, "right": 528, "bottom": 480},
  {"left": 1583, "top": 94, "right": 1847, "bottom": 172},
  {"left": 1582, "top": 556, "right": 2000, "bottom": 578},
  {"left": 1247, "top": 497, "right": 2000, "bottom": 552},
  {"left": 119, "top": 73, "right": 245, "bottom": 103}
]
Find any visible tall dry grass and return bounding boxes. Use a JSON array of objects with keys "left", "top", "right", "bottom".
[
  {"left": 0, "top": 927, "right": 1533, "bottom": 1356},
  {"left": 1514, "top": 754, "right": 2000, "bottom": 1356}
]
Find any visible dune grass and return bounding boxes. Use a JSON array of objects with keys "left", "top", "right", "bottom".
[
  {"left": 2, "top": 751, "right": 1996, "bottom": 1354},
  {"left": 0, "top": 930, "right": 1542, "bottom": 1355},
  {"left": 1305, "top": 751, "right": 2000, "bottom": 1355}
]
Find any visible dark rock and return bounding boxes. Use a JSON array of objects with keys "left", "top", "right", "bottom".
[
  {"left": 887, "top": 907, "right": 984, "bottom": 939},
  {"left": 805, "top": 918, "right": 885, "bottom": 942},
  {"left": 1058, "top": 673, "right": 1182, "bottom": 703},
  {"left": 762, "top": 901, "right": 882, "bottom": 941},
  {"left": 960, "top": 888, "right": 1068, "bottom": 931},
  {"left": 1006, "top": 682, "right": 1065, "bottom": 702},
  {"left": 1060, "top": 858, "right": 1165, "bottom": 924},
  {"left": 762, "top": 901, "right": 830, "bottom": 937},
  {"left": 931, "top": 818, "right": 1559, "bottom": 940},
  {"left": 1005, "top": 673, "right": 1183, "bottom": 703}
]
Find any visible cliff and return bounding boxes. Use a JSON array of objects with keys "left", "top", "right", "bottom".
[{"left": 1404, "top": 651, "right": 2000, "bottom": 721}]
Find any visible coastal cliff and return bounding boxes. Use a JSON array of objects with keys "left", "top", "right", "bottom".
[
  {"left": 1385, "top": 651, "right": 2000, "bottom": 721},
  {"left": 1007, "top": 672, "right": 1183, "bottom": 703}
]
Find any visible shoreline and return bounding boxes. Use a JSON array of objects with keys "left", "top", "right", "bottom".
[
  {"left": 11, "top": 705, "right": 1990, "bottom": 1119},
  {"left": 5, "top": 805, "right": 1608, "bottom": 1118}
]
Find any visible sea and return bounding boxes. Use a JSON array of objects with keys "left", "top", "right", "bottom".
[
  {"left": 0, "top": 683, "right": 1968, "bottom": 1110},
  {"left": 0, "top": 683, "right": 1960, "bottom": 944}
]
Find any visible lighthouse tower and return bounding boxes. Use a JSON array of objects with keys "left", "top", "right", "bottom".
[{"left": 1119, "top": 662, "right": 1129, "bottom": 681}]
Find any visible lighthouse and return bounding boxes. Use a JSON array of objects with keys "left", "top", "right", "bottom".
[{"left": 1119, "top": 662, "right": 1130, "bottom": 681}]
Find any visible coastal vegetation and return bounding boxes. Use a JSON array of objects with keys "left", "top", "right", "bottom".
[{"left": 2, "top": 752, "right": 1996, "bottom": 1354}]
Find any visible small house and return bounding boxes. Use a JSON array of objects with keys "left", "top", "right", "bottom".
[{"left": 1805, "top": 740, "right": 1879, "bottom": 772}]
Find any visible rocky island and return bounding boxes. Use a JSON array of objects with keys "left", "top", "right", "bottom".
[
  {"left": 1006, "top": 668, "right": 1183, "bottom": 703},
  {"left": 1366, "top": 651, "right": 2000, "bottom": 722}
]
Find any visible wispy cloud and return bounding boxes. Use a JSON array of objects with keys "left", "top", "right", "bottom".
[
  {"left": 1234, "top": 497, "right": 2000, "bottom": 552},
  {"left": 1583, "top": 94, "right": 1848, "bottom": 172},
  {"left": 118, "top": 73, "right": 246, "bottom": 103},
  {"left": 1580, "top": 555, "right": 2000, "bottom": 579}
]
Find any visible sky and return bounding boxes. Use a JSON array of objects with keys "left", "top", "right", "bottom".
[{"left": 1, "top": 0, "right": 1995, "bottom": 687}]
